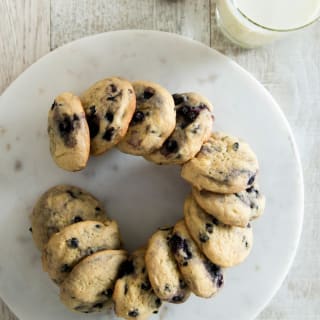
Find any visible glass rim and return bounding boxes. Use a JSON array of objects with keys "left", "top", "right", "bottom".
[{"left": 232, "top": 0, "right": 320, "bottom": 32}]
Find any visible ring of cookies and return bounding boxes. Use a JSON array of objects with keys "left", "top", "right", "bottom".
[{"left": 30, "top": 77, "right": 265, "bottom": 319}]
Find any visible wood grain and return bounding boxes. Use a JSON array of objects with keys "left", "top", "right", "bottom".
[
  {"left": 0, "top": 0, "right": 50, "bottom": 94},
  {"left": 50, "top": 0, "right": 210, "bottom": 49},
  {"left": 1, "top": 0, "right": 320, "bottom": 319}
]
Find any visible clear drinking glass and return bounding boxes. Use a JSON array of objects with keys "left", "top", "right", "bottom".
[{"left": 216, "top": 0, "right": 320, "bottom": 48}]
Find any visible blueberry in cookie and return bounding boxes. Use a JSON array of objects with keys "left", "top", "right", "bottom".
[
  {"left": 81, "top": 77, "right": 136, "bottom": 155},
  {"left": 181, "top": 132, "right": 259, "bottom": 193},
  {"left": 145, "top": 228, "right": 190, "bottom": 303},
  {"left": 184, "top": 195, "right": 253, "bottom": 267},
  {"left": 31, "top": 185, "right": 109, "bottom": 250},
  {"left": 113, "top": 248, "right": 162, "bottom": 320},
  {"left": 117, "top": 81, "right": 176, "bottom": 156},
  {"left": 145, "top": 92, "right": 214, "bottom": 165},
  {"left": 48, "top": 92, "right": 90, "bottom": 171}
]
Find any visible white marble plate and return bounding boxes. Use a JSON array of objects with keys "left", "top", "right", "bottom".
[{"left": 0, "top": 30, "right": 303, "bottom": 320}]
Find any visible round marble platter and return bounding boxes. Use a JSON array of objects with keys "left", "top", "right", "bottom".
[{"left": 0, "top": 30, "right": 303, "bottom": 320}]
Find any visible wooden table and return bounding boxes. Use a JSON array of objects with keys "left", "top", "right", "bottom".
[{"left": 1, "top": 1, "right": 319, "bottom": 319}]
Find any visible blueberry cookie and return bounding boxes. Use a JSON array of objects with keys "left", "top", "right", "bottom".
[
  {"left": 184, "top": 195, "right": 253, "bottom": 268},
  {"left": 169, "top": 220, "right": 224, "bottom": 298},
  {"left": 80, "top": 77, "right": 136, "bottom": 155},
  {"left": 113, "top": 248, "right": 162, "bottom": 320},
  {"left": 145, "top": 93, "right": 214, "bottom": 165},
  {"left": 31, "top": 185, "right": 108, "bottom": 250},
  {"left": 117, "top": 81, "right": 176, "bottom": 155},
  {"left": 145, "top": 228, "right": 190, "bottom": 303},
  {"left": 192, "top": 183, "right": 265, "bottom": 227},
  {"left": 60, "top": 249, "right": 127, "bottom": 313},
  {"left": 42, "top": 220, "right": 121, "bottom": 284},
  {"left": 181, "top": 132, "right": 259, "bottom": 194},
  {"left": 48, "top": 92, "right": 90, "bottom": 171}
]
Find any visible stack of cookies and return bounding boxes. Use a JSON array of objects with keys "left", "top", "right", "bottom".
[
  {"left": 30, "top": 185, "right": 127, "bottom": 314},
  {"left": 30, "top": 76, "right": 266, "bottom": 319},
  {"left": 48, "top": 77, "right": 214, "bottom": 170}
]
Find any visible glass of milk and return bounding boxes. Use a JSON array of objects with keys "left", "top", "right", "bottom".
[{"left": 216, "top": 0, "right": 320, "bottom": 48}]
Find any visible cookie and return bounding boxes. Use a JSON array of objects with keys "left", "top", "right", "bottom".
[
  {"left": 181, "top": 132, "right": 259, "bottom": 194},
  {"left": 145, "top": 92, "right": 213, "bottom": 165},
  {"left": 81, "top": 77, "right": 136, "bottom": 155},
  {"left": 48, "top": 92, "right": 90, "bottom": 171},
  {"left": 31, "top": 185, "right": 108, "bottom": 250},
  {"left": 113, "top": 248, "right": 162, "bottom": 320},
  {"left": 42, "top": 220, "right": 121, "bottom": 284},
  {"left": 192, "top": 183, "right": 265, "bottom": 227},
  {"left": 145, "top": 228, "right": 190, "bottom": 303},
  {"left": 60, "top": 249, "right": 127, "bottom": 313},
  {"left": 169, "top": 220, "right": 224, "bottom": 298},
  {"left": 184, "top": 195, "right": 253, "bottom": 268},
  {"left": 117, "top": 81, "right": 176, "bottom": 155}
]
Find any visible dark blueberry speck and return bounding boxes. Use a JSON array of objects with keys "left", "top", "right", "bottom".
[
  {"left": 204, "top": 260, "right": 223, "bottom": 287},
  {"left": 232, "top": 142, "right": 239, "bottom": 151},
  {"left": 171, "top": 295, "right": 184, "bottom": 303},
  {"left": 86, "top": 106, "right": 100, "bottom": 139},
  {"left": 102, "top": 127, "right": 115, "bottom": 141},
  {"left": 246, "top": 186, "right": 254, "bottom": 193},
  {"left": 128, "top": 309, "right": 139, "bottom": 317},
  {"left": 248, "top": 175, "right": 256, "bottom": 186},
  {"left": 29, "top": 227, "right": 33, "bottom": 233},
  {"left": 205, "top": 223, "right": 213, "bottom": 234},
  {"left": 58, "top": 115, "right": 75, "bottom": 137},
  {"left": 73, "top": 216, "right": 83, "bottom": 223},
  {"left": 73, "top": 114, "right": 80, "bottom": 121},
  {"left": 110, "top": 84, "right": 117, "bottom": 92},
  {"left": 51, "top": 100, "right": 58, "bottom": 110},
  {"left": 141, "top": 282, "right": 151, "bottom": 291},
  {"left": 164, "top": 139, "right": 178, "bottom": 153},
  {"left": 247, "top": 223, "right": 251, "bottom": 228},
  {"left": 118, "top": 260, "right": 135, "bottom": 277},
  {"left": 245, "top": 241, "right": 249, "bottom": 248},
  {"left": 131, "top": 111, "right": 145, "bottom": 125},
  {"left": 86, "top": 247, "right": 95, "bottom": 255},
  {"left": 102, "top": 288, "right": 113, "bottom": 297},
  {"left": 169, "top": 234, "right": 193, "bottom": 260},
  {"left": 89, "top": 106, "right": 96, "bottom": 114},
  {"left": 143, "top": 87, "right": 155, "bottom": 99},
  {"left": 164, "top": 284, "right": 171, "bottom": 292},
  {"left": 199, "top": 233, "right": 209, "bottom": 243},
  {"left": 95, "top": 224, "right": 102, "bottom": 228},
  {"left": 67, "top": 190, "right": 77, "bottom": 198},
  {"left": 250, "top": 203, "right": 255, "bottom": 209},
  {"left": 105, "top": 112, "right": 114, "bottom": 122},
  {"left": 211, "top": 217, "right": 219, "bottom": 225},
  {"left": 172, "top": 93, "right": 187, "bottom": 105},
  {"left": 217, "top": 275, "right": 224, "bottom": 288},
  {"left": 61, "top": 264, "right": 72, "bottom": 273},
  {"left": 155, "top": 298, "right": 162, "bottom": 308},
  {"left": 67, "top": 237, "right": 79, "bottom": 248},
  {"left": 179, "top": 279, "right": 188, "bottom": 289},
  {"left": 95, "top": 206, "right": 101, "bottom": 211},
  {"left": 153, "top": 310, "right": 158, "bottom": 314},
  {"left": 177, "top": 104, "right": 202, "bottom": 128}
]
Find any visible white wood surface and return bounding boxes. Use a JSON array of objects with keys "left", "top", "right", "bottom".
[{"left": 0, "top": 1, "right": 319, "bottom": 319}]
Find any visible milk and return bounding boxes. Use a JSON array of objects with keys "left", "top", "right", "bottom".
[{"left": 216, "top": 0, "right": 320, "bottom": 47}]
